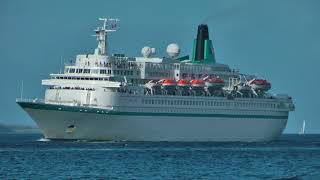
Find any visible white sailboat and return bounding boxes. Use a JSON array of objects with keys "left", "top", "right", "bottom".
[{"left": 299, "top": 120, "right": 306, "bottom": 135}]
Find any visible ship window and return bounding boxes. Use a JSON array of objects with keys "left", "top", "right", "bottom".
[
  {"left": 100, "top": 70, "right": 107, "bottom": 74},
  {"left": 69, "top": 69, "right": 75, "bottom": 73},
  {"left": 94, "top": 78, "right": 98, "bottom": 80}
]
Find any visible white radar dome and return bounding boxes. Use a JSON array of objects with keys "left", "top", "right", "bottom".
[
  {"left": 141, "top": 46, "right": 152, "bottom": 58},
  {"left": 166, "top": 43, "right": 180, "bottom": 58}
]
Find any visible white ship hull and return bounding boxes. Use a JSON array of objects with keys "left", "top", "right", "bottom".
[
  {"left": 19, "top": 102, "right": 288, "bottom": 142},
  {"left": 16, "top": 19, "right": 295, "bottom": 142}
]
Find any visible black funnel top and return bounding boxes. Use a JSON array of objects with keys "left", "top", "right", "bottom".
[
  {"left": 197, "top": 24, "right": 209, "bottom": 40},
  {"left": 195, "top": 24, "right": 210, "bottom": 60}
]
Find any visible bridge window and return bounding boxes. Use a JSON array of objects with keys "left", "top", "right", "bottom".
[
  {"left": 83, "top": 69, "right": 90, "bottom": 73},
  {"left": 100, "top": 70, "right": 107, "bottom": 74},
  {"left": 69, "top": 68, "right": 75, "bottom": 73}
]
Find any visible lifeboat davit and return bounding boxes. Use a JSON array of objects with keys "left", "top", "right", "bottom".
[
  {"left": 249, "top": 79, "right": 271, "bottom": 91},
  {"left": 236, "top": 83, "right": 251, "bottom": 93},
  {"left": 159, "top": 79, "right": 176, "bottom": 94},
  {"left": 144, "top": 80, "right": 161, "bottom": 94}
]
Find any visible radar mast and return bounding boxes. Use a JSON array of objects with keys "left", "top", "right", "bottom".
[{"left": 93, "top": 18, "right": 119, "bottom": 55}]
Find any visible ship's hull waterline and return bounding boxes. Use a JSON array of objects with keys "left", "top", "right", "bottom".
[{"left": 19, "top": 102, "right": 288, "bottom": 142}]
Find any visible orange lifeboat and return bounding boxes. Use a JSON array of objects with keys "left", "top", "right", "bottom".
[
  {"left": 176, "top": 79, "right": 190, "bottom": 95},
  {"left": 159, "top": 79, "right": 176, "bottom": 86},
  {"left": 190, "top": 79, "right": 205, "bottom": 87},
  {"left": 158, "top": 79, "right": 176, "bottom": 94},
  {"left": 177, "top": 79, "right": 190, "bottom": 87},
  {"left": 190, "top": 79, "right": 205, "bottom": 95},
  {"left": 249, "top": 79, "right": 271, "bottom": 91}
]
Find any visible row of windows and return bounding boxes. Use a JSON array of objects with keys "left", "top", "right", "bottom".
[
  {"left": 67, "top": 68, "right": 91, "bottom": 74},
  {"left": 179, "top": 65, "right": 211, "bottom": 72},
  {"left": 141, "top": 99, "right": 277, "bottom": 109},
  {"left": 49, "top": 87, "right": 95, "bottom": 91},
  {"left": 113, "top": 70, "right": 138, "bottom": 76},
  {"left": 142, "top": 99, "right": 230, "bottom": 107},
  {"left": 146, "top": 63, "right": 173, "bottom": 70},
  {"left": 66, "top": 68, "right": 139, "bottom": 76},
  {"left": 147, "top": 71, "right": 170, "bottom": 77},
  {"left": 52, "top": 76, "right": 110, "bottom": 81}
]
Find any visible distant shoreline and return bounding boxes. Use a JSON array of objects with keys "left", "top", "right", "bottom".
[{"left": 0, "top": 124, "right": 41, "bottom": 134}]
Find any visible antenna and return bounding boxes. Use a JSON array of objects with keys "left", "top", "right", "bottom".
[
  {"left": 20, "top": 80, "right": 24, "bottom": 100},
  {"left": 93, "top": 18, "right": 120, "bottom": 55},
  {"left": 60, "top": 55, "right": 63, "bottom": 74}
]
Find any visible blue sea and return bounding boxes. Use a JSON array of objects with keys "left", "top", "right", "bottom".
[{"left": 0, "top": 134, "right": 319, "bottom": 179}]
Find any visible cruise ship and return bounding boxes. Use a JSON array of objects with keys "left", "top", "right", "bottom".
[{"left": 17, "top": 18, "right": 295, "bottom": 141}]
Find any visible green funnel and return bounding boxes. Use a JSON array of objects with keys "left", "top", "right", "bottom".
[{"left": 191, "top": 24, "right": 216, "bottom": 64}]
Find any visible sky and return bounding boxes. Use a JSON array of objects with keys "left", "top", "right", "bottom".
[{"left": 1, "top": 0, "right": 319, "bottom": 133}]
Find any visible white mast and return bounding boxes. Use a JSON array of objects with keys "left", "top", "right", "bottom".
[
  {"left": 299, "top": 120, "right": 306, "bottom": 135},
  {"left": 20, "top": 80, "right": 24, "bottom": 99},
  {"left": 93, "top": 18, "right": 119, "bottom": 56}
]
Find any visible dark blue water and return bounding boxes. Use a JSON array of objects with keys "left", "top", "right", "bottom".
[{"left": 0, "top": 134, "right": 319, "bottom": 179}]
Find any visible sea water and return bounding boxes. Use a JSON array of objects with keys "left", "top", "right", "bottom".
[{"left": 0, "top": 133, "right": 319, "bottom": 179}]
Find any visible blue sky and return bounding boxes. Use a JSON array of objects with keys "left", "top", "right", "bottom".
[{"left": 1, "top": 0, "right": 319, "bottom": 133}]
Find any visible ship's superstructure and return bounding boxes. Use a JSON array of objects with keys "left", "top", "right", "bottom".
[{"left": 17, "top": 18, "right": 295, "bottom": 141}]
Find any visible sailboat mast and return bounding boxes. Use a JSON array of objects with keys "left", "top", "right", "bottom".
[{"left": 300, "top": 120, "right": 306, "bottom": 135}]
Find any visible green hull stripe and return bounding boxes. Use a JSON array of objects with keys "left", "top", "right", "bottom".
[{"left": 18, "top": 102, "right": 288, "bottom": 119}]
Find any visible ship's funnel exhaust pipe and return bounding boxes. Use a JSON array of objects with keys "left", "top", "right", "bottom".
[
  {"left": 192, "top": 24, "right": 216, "bottom": 64},
  {"left": 195, "top": 24, "right": 209, "bottom": 60}
]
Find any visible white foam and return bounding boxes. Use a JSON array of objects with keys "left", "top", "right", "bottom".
[{"left": 37, "top": 137, "right": 51, "bottom": 142}]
